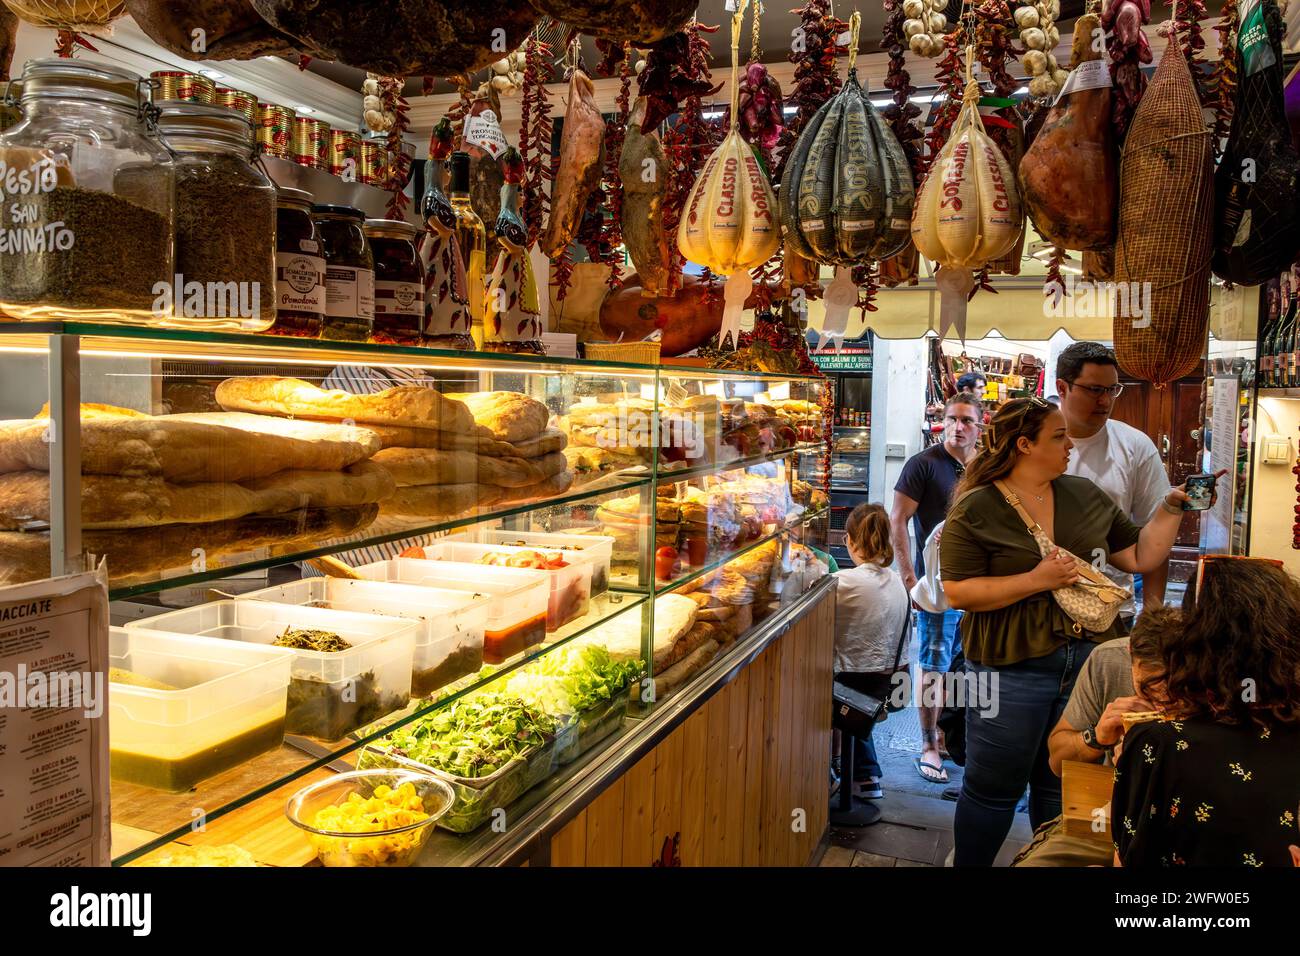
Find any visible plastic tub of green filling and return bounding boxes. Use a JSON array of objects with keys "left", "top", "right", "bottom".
[{"left": 108, "top": 626, "right": 295, "bottom": 792}]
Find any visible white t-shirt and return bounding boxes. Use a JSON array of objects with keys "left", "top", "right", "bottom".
[
  {"left": 1065, "top": 419, "right": 1169, "bottom": 610},
  {"left": 833, "top": 562, "right": 911, "bottom": 674}
]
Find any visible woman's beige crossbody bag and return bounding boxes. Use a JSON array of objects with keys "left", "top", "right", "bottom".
[{"left": 993, "top": 480, "right": 1130, "bottom": 634}]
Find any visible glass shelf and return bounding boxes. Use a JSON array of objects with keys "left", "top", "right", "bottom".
[
  {"left": 654, "top": 506, "right": 830, "bottom": 595},
  {"left": 109, "top": 587, "right": 650, "bottom": 866},
  {"left": 655, "top": 442, "right": 821, "bottom": 484},
  {"left": 0, "top": 323, "right": 824, "bottom": 382},
  {"left": 101, "top": 475, "right": 652, "bottom": 601}
]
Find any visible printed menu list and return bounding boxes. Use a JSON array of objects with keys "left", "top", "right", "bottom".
[{"left": 0, "top": 569, "right": 110, "bottom": 867}]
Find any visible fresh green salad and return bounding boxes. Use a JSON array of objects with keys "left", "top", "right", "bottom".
[
  {"left": 383, "top": 693, "right": 555, "bottom": 779},
  {"left": 504, "top": 644, "right": 645, "bottom": 717}
]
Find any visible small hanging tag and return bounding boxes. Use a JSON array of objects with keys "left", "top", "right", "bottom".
[
  {"left": 935, "top": 267, "right": 976, "bottom": 344},
  {"left": 820, "top": 266, "right": 856, "bottom": 342},
  {"left": 667, "top": 381, "right": 689, "bottom": 406},
  {"left": 720, "top": 271, "right": 753, "bottom": 348},
  {"left": 1051, "top": 59, "right": 1111, "bottom": 106},
  {"left": 724, "top": 0, "right": 739, "bottom": 11}
]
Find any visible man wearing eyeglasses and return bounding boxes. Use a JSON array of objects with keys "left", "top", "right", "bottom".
[
  {"left": 1056, "top": 342, "right": 1170, "bottom": 619},
  {"left": 890, "top": 391, "right": 983, "bottom": 784}
]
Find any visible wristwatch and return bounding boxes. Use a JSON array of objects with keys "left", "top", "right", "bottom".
[{"left": 1082, "top": 725, "right": 1114, "bottom": 752}]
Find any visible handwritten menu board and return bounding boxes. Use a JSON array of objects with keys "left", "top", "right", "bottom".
[{"left": 0, "top": 568, "right": 110, "bottom": 867}]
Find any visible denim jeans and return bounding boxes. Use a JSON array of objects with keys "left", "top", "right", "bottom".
[
  {"left": 953, "top": 640, "right": 1095, "bottom": 866},
  {"left": 917, "top": 608, "right": 963, "bottom": 673},
  {"left": 834, "top": 672, "right": 884, "bottom": 781}
]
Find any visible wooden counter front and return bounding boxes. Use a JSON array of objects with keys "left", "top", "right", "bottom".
[{"left": 548, "top": 583, "right": 836, "bottom": 866}]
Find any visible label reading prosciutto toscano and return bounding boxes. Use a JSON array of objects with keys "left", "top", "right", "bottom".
[
  {"left": 375, "top": 279, "right": 424, "bottom": 316},
  {"left": 276, "top": 251, "right": 325, "bottom": 316},
  {"left": 324, "top": 265, "right": 375, "bottom": 319}
]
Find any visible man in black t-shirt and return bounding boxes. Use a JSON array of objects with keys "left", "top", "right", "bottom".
[{"left": 889, "top": 391, "right": 982, "bottom": 784}]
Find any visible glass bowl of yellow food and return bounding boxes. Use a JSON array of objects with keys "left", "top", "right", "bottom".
[{"left": 285, "top": 769, "right": 455, "bottom": 867}]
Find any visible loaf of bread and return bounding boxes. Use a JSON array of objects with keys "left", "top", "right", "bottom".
[
  {"left": 0, "top": 505, "right": 379, "bottom": 587},
  {"left": 214, "top": 376, "right": 475, "bottom": 432},
  {"left": 443, "top": 391, "right": 550, "bottom": 442},
  {"left": 0, "top": 462, "right": 393, "bottom": 530},
  {"left": 370, "top": 447, "right": 567, "bottom": 489},
  {"left": 0, "top": 412, "right": 380, "bottom": 482},
  {"left": 377, "top": 483, "right": 490, "bottom": 520}
]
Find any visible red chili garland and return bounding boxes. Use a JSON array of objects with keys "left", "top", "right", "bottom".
[
  {"left": 773, "top": 0, "right": 846, "bottom": 186},
  {"left": 519, "top": 36, "right": 554, "bottom": 251},
  {"left": 1174, "top": 0, "right": 1211, "bottom": 106},
  {"left": 1211, "top": 0, "right": 1239, "bottom": 160},
  {"left": 597, "top": 48, "right": 633, "bottom": 291},
  {"left": 881, "top": 0, "right": 924, "bottom": 184},
  {"left": 54, "top": 30, "right": 97, "bottom": 57},
  {"left": 376, "top": 76, "right": 411, "bottom": 221},
  {"left": 924, "top": 33, "right": 966, "bottom": 174}
]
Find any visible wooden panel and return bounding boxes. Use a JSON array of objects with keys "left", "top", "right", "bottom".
[
  {"left": 678, "top": 704, "right": 711, "bottom": 866},
  {"left": 620, "top": 750, "right": 657, "bottom": 867},
  {"left": 584, "top": 777, "right": 625, "bottom": 867},
  {"left": 701, "top": 691, "right": 731, "bottom": 867},
  {"left": 1061, "top": 760, "right": 1115, "bottom": 843},
  {"left": 721, "top": 664, "right": 751, "bottom": 867},
  {"left": 771, "top": 624, "right": 799, "bottom": 866},
  {"left": 792, "top": 615, "right": 815, "bottom": 865},
  {"left": 741, "top": 644, "right": 771, "bottom": 867},
  {"left": 650, "top": 722, "right": 685, "bottom": 866},
  {"left": 550, "top": 809, "right": 588, "bottom": 867}
]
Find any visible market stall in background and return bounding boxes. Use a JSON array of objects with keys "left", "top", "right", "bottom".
[{"left": 0, "top": 0, "right": 1296, "bottom": 869}]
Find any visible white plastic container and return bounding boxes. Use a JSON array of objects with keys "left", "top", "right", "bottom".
[
  {"left": 126, "top": 601, "right": 418, "bottom": 741},
  {"left": 108, "top": 626, "right": 294, "bottom": 792},
  {"left": 421, "top": 540, "right": 594, "bottom": 631},
  {"left": 446, "top": 529, "right": 615, "bottom": 595},
  {"left": 353, "top": 558, "right": 548, "bottom": 664},
  {"left": 238, "top": 577, "right": 490, "bottom": 697}
]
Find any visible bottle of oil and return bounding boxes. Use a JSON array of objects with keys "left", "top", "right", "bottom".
[{"left": 448, "top": 151, "right": 486, "bottom": 348}]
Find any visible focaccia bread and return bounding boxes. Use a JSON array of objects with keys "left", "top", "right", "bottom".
[
  {"left": 214, "top": 376, "right": 475, "bottom": 432},
  {"left": 378, "top": 483, "right": 491, "bottom": 521},
  {"left": 654, "top": 639, "right": 720, "bottom": 697},
  {"left": 0, "top": 505, "right": 379, "bottom": 587},
  {"left": 507, "top": 428, "right": 568, "bottom": 459},
  {"left": 0, "top": 462, "right": 394, "bottom": 530},
  {"left": 491, "top": 469, "right": 575, "bottom": 506},
  {"left": 370, "top": 447, "right": 567, "bottom": 489},
  {"left": 444, "top": 391, "right": 550, "bottom": 442},
  {"left": 362, "top": 422, "right": 515, "bottom": 455},
  {"left": 0, "top": 413, "right": 381, "bottom": 482}
]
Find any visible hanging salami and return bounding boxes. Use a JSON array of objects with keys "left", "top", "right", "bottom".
[{"left": 1112, "top": 36, "right": 1214, "bottom": 385}]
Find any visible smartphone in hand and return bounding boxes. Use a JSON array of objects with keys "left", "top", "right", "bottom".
[{"left": 1183, "top": 473, "right": 1217, "bottom": 512}]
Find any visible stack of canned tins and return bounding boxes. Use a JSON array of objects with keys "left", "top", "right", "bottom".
[{"left": 150, "top": 69, "right": 398, "bottom": 185}]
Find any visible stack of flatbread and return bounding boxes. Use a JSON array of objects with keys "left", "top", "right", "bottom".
[
  {"left": 213, "top": 379, "right": 575, "bottom": 525},
  {"left": 594, "top": 493, "right": 681, "bottom": 570},
  {"left": 0, "top": 402, "right": 388, "bottom": 586},
  {"left": 675, "top": 566, "right": 757, "bottom": 643}
]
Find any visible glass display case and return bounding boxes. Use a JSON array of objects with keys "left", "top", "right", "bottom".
[{"left": 0, "top": 322, "right": 831, "bottom": 866}]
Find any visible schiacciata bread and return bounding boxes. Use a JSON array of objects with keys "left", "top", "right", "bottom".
[
  {"left": 0, "top": 461, "right": 394, "bottom": 530},
  {"left": 370, "top": 447, "right": 567, "bottom": 489},
  {"left": 443, "top": 391, "right": 551, "bottom": 443},
  {"left": 0, "top": 411, "right": 380, "bottom": 482},
  {"left": 214, "top": 376, "right": 475, "bottom": 432}
]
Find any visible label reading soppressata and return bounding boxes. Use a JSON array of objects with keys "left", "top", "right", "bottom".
[
  {"left": 276, "top": 251, "right": 325, "bottom": 316},
  {"left": 374, "top": 279, "right": 424, "bottom": 316},
  {"left": 324, "top": 265, "right": 375, "bottom": 319}
]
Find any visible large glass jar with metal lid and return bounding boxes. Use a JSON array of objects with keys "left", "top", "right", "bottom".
[
  {"left": 364, "top": 218, "right": 424, "bottom": 346},
  {"left": 0, "top": 58, "right": 174, "bottom": 324},
  {"left": 157, "top": 101, "right": 276, "bottom": 330},
  {"left": 313, "top": 204, "right": 374, "bottom": 341}
]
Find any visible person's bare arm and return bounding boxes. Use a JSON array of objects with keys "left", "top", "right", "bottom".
[
  {"left": 890, "top": 492, "right": 920, "bottom": 589},
  {"left": 1140, "top": 558, "right": 1169, "bottom": 606},
  {"left": 1110, "top": 493, "right": 1185, "bottom": 574},
  {"left": 1048, "top": 716, "right": 1105, "bottom": 778},
  {"left": 944, "top": 549, "right": 1079, "bottom": 612}
]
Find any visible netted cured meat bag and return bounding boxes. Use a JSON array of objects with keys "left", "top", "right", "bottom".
[
  {"left": 5, "top": 0, "right": 124, "bottom": 29},
  {"left": 676, "top": 0, "right": 779, "bottom": 275},
  {"left": 1211, "top": 0, "right": 1300, "bottom": 286},
  {"left": 911, "top": 75, "right": 1023, "bottom": 270},
  {"left": 778, "top": 11, "right": 914, "bottom": 265},
  {"left": 1112, "top": 42, "right": 1213, "bottom": 385}
]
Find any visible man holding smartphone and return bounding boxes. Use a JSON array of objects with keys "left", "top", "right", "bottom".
[{"left": 1055, "top": 342, "right": 1171, "bottom": 622}]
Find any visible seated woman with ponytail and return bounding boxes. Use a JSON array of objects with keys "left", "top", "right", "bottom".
[{"left": 939, "top": 397, "right": 1187, "bottom": 866}]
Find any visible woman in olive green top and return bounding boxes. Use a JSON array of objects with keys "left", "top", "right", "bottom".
[{"left": 940, "top": 398, "right": 1186, "bottom": 866}]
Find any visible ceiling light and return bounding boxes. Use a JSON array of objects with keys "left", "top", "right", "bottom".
[
  {"left": 198, "top": 69, "right": 225, "bottom": 80},
  {"left": 295, "top": 105, "right": 316, "bottom": 114}
]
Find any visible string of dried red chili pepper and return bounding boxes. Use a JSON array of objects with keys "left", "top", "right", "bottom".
[
  {"left": 1210, "top": 0, "right": 1239, "bottom": 160},
  {"left": 773, "top": 0, "right": 845, "bottom": 186},
  {"left": 1174, "top": 0, "right": 1211, "bottom": 106},
  {"left": 519, "top": 36, "right": 554, "bottom": 251},
  {"left": 378, "top": 76, "right": 411, "bottom": 220}
]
